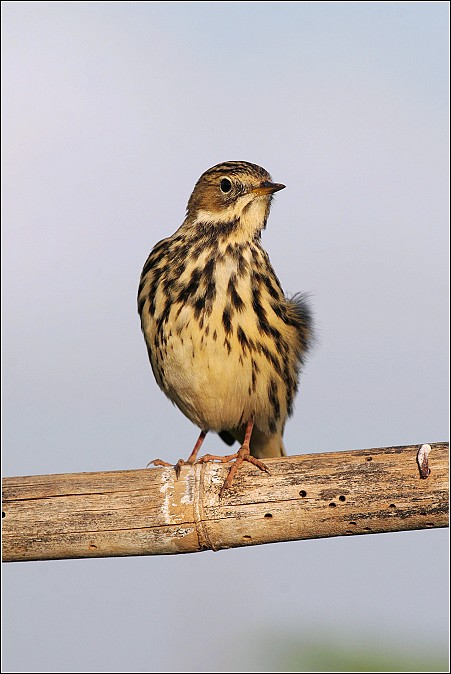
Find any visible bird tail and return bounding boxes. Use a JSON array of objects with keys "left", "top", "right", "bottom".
[{"left": 251, "top": 432, "right": 286, "bottom": 459}]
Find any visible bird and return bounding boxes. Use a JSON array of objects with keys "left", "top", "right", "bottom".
[{"left": 138, "top": 161, "right": 313, "bottom": 497}]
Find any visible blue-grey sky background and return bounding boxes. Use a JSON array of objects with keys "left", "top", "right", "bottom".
[{"left": 2, "top": 2, "right": 449, "bottom": 671}]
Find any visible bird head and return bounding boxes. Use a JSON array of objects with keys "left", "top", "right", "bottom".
[{"left": 185, "top": 161, "right": 285, "bottom": 240}]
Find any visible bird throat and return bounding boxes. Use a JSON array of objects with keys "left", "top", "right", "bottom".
[{"left": 192, "top": 196, "right": 270, "bottom": 242}]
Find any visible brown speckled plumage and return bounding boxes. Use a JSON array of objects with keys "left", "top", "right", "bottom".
[{"left": 138, "top": 161, "right": 313, "bottom": 494}]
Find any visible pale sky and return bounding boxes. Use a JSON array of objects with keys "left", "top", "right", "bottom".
[{"left": 2, "top": 2, "right": 449, "bottom": 671}]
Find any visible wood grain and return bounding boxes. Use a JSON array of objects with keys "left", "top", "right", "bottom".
[{"left": 2, "top": 442, "right": 448, "bottom": 562}]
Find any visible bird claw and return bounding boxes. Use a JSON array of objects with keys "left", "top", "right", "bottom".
[
  {"left": 174, "top": 458, "right": 187, "bottom": 479},
  {"left": 217, "top": 445, "right": 270, "bottom": 498},
  {"left": 243, "top": 454, "right": 270, "bottom": 474},
  {"left": 146, "top": 458, "right": 173, "bottom": 468},
  {"left": 146, "top": 457, "right": 195, "bottom": 480}
]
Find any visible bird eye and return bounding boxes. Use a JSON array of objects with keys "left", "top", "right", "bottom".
[{"left": 220, "top": 178, "right": 232, "bottom": 193}]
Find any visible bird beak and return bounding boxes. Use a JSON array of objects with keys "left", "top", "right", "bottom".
[{"left": 252, "top": 181, "right": 286, "bottom": 196}]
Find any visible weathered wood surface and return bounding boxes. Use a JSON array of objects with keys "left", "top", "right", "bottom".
[{"left": 2, "top": 442, "right": 448, "bottom": 562}]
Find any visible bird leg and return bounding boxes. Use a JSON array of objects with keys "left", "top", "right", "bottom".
[
  {"left": 174, "top": 429, "right": 208, "bottom": 477},
  {"left": 148, "top": 420, "right": 270, "bottom": 496},
  {"left": 146, "top": 429, "right": 208, "bottom": 478},
  {"left": 197, "top": 419, "right": 270, "bottom": 497}
]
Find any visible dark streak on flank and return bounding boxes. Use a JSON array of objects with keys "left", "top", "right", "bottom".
[
  {"left": 251, "top": 365, "right": 257, "bottom": 392},
  {"left": 251, "top": 358, "right": 260, "bottom": 393},
  {"left": 268, "top": 378, "right": 281, "bottom": 421},
  {"left": 261, "top": 273, "right": 280, "bottom": 300},
  {"left": 222, "top": 307, "right": 232, "bottom": 336},
  {"left": 156, "top": 299, "right": 172, "bottom": 330},
  {"left": 237, "top": 252, "right": 249, "bottom": 277},
  {"left": 270, "top": 300, "right": 288, "bottom": 322},
  {"left": 258, "top": 318, "right": 281, "bottom": 342},
  {"left": 237, "top": 325, "right": 249, "bottom": 352},
  {"left": 228, "top": 274, "right": 245, "bottom": 312},
  {"left": 252, "top": 286, "right": 267, "bottom": 328},
  {"left": 193, "top": 296, "right": 205, "bottom": 320},
  {"left": 203, "top": 256, "right": 216, "bottom": 282},
  {"left": 259, "top": 343, "right": 282, "bottom": 377}
]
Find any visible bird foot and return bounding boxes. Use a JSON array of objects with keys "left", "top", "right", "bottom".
[
  {"left": 197, "top": 443, "right": 270, "bottom": 498},
  {"left": 146, "top": 430, "right": 208, "bottom": 479},
  {"left": 146, "top": 458, "right": 173, "bottom": 468},
  {"left": 147, "top": 422, "right": 269, "bottom": 496},
  {"left": 146, "top": 457, "right": 196, "bottom": 479}
]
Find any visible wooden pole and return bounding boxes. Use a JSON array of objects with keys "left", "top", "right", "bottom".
[{"left": 2, "top": 442, "right": 448, "bottom": 563}]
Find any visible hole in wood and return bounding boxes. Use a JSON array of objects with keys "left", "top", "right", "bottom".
[
  {"left": 339, "top": 495, "right": 346, "bottom": 502},
  {"left": 264, "top": 513, "right": 273, "bottom": 519},
  {"left": 366, "top": 456, "right": 373, "bottom": 461},
  {"left": 2, "top": 512, "right": 5, "bottom": 518},
  {"left": 242, "top": 535, "right": 252, "bottom": 541},
  {"left": 389, "top": 504, "right": 396, "bottom": 509},
  {"left": 349, "top": 522, "right": 357, "bottom": 526},
  {"left": 299, "top": 490, "right": 307, "bottom": 497},
  {"left": 329, "top": 502, "right": 336, "bottom": 508}
]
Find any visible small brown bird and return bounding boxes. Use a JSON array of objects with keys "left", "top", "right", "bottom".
[{"left": 138, "top": 161, "right": 312, "bottom": 496}]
